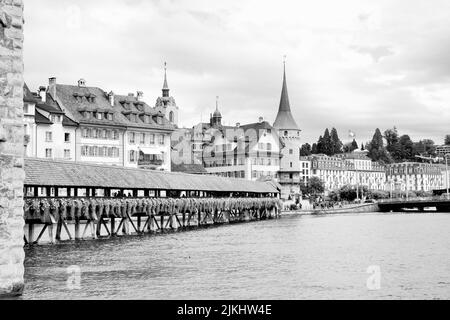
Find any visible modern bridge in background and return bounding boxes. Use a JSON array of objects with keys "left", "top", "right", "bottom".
[{"left": 378, "top": 198, "right": 450, "bottom": 212}]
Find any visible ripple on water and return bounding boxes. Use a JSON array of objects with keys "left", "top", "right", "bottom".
[{"left": 21, "top": 212, "right": 450, "bottom": 300}]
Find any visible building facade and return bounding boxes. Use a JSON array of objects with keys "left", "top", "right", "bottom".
[
  {"left": 24, "top": 76, "right": 175, "bottom": 171},
  {"left": 306, "top": 152, "right": 386, "bottom": 193},
  {"left": 436, "top": 144, "right": 450, "bottom": 157},
  {"left": 386, "top": 162, "right": 446, "bottom": 193},
  {"left": 273, "top": 63, "right": 302, "bottom": 199}
]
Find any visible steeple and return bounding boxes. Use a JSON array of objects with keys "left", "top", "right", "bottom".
[
  {"left": 211, "top": 96, "right": 222, "bottom": 127},
  {"left": 273, "top": 58, "right": 300, "bottom": 130},
  {"left": 162, "top": 62, "right": 169, "bottom": 98}
]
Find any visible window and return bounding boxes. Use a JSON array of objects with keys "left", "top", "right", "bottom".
[
  {"left": 140, "top": 133, "right": 145, "bottom": 145},
  {"left": 95, "top": 189, "right": 105, "bottom": 197},
  {"left": 129, "top": 132, "right": 135, "bottom": 144},
  {"left": 82, "top": 128, "right": 89, "bottom": 138},
  {"left": 102, "top": 147, "right": 108, "bottom": 157},
  {"left": 64, "top": 133, "right": 70, "bottom": 143},
  {"left": 78, "top": 188, "right": 87, "bottom": 197},
  {"left": 113, "top": 130, "right": 119, "bottom": 140},
  {"left": 92, "top": 146, "right": 98, "bottom": 157},
  {"left": 38, "top": 187, "right": 47, "bottom": 197},
  {"left": 81, "top": 146, "right": 89, "bottom": 156},
  {"left": 289, "top": 149, "right": 293, "bottom": 155},
  {"left": 58, "top": 188, "right": 68, "bottom": 197},
  {"left": 267, "top": 143, "right": 272, "bottom": 151},
  {"left": 101, "top": 130, "right": 107, "bottom": 139},
  {"left": 290, "top": 162, "right": 293, "bottom": 168},
  {"left": 284, "top": 131, "right": 288, "bottom": 137},
  {"left": 92, "top": 129, "right": 98, "bottom": 139},
  {"left": 45, "top": 131, "right": 52, "bottom": 142},
  {"left": 159, "top": 134, "right": 165, "bottom": 145},
  {"left": 129, "top": 150, "right": 136, "bottom": 163},
  {"left": 24, "top": 103, "right": 29, "bottom": 114},
  {"left": 150, "top": 134, "right": 155, "bottom": 145},
  {"left": 26, "top": 187, "right": 34, "bottom": 197},
  {"left": 45, "top": 148, "right": 52, "bottom": 158},
  {"left": 97, "top": 113, "right": 103, "bottom": 120},
  {"left": 107, "top": 113, "right": 113, "bottom": 121},
  {"left": 169, "top": 111, "right": 174, "bottom": 123},
  {"left": 64, "top": 149, "right": 70, "bottom": 159}
]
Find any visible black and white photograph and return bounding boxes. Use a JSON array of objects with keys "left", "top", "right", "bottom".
[{"left": 1, "top": 0, "right": 450, "bottom": 307}]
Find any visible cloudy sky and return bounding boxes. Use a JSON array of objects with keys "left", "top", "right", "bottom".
[{"left": 24, "top": 0, "right": 450, "bottom": 145}]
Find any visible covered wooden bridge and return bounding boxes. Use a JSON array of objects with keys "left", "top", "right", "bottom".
[{"left": 23, "top": 158, "right": 281, "bottom": 245}]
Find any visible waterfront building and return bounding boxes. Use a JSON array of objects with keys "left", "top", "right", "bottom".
[
  {"left": 24, "top": 77, "right": 175, "bottom": 171},
  {"left": 305, "top": 152, "right": 386, "bottom": 193},
  {"left": 273, "top": 62, "right": 302, "bottom": 198},
  {"left": 171, "top": 100, "right": 283, "bottom": 181},
  {"left": 23, "top": 83, "right": 77, "bottom": 161},
  {"left": 436, "top": 144, "right": 450, "bottom": 157},
  {"left": 386, "top": 162, "right": 446, "bottom": 193}
]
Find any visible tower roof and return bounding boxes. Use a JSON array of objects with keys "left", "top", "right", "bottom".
[
  {"left": 213, "top": 96, "right": 221, "bottom": 118},
  {"left": 273, "top": 62, "right": 300, "bottom": 130},
  {"left": 163, "top": 62, "right": 169, "bottom": 90}
]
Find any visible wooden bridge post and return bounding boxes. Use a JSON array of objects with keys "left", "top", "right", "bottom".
[
  {"left": 74, "top": 218, "right": 81, "bottom": 240},
  {"left": 110, "top": 217, "right": 116, "bottom": 237},
  {"left": 27, "top": 223, "right": 35, "bottom": 245}
]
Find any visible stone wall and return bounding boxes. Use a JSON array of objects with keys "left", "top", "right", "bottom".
[{"left": 0, "top": 0, "right": 25, "bottom": 296}]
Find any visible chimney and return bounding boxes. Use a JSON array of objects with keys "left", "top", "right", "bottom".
[
  {"left": 128, "top": 93, "right": 134, "bottom": 97},
  {"left": 236, "top": 122, "right": 241, "bottom": 128},
  {"left": 49, "top": 77, "right": 57, "bottom": 100},
  {"left": 38, "top": 86, "right": 46, "bottom": 102},
  {"left": 136, "top": 91, "right": 144, "bottom": 101},
  {"left": 258, "top": 117, "right": 264, "bottom": 123},
  {"left": 108, "top": 91, "right": 115, "bottom": 107},
  {"left": 78, "top": 79, "right": 86, "bottom": 87}
]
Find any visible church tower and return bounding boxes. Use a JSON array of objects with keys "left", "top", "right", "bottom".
[
  {"left": 155, "top": 62, "right": 179, "bottom": 127},
  {"left": 273, "top": 60, "right": 302, "bottom": 199}
]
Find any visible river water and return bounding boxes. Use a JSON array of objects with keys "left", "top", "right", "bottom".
[{"left": 21, "top": 212, "right": 450, "bottom": 300}]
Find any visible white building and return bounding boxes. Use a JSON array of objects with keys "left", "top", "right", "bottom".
[
  {"left": 386, "top": 162, "right": 446, "bottom": 193},
  {"left": 307, "top": 152, "right": 386, "bottom": 193},
  {"left": 24, "top": 76, "right": 175, "bottom": 171},
  {"left": 23, "top": 84, "right": 77, "bottom": 161}
]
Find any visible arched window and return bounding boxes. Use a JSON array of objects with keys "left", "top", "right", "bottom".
[{"left": 169, "top": 111, "right": 174, "bottom": 123}]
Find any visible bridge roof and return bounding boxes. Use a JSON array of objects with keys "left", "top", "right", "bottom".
[{"left": 24, "top": 158, "right": 279, "bottom": 194}]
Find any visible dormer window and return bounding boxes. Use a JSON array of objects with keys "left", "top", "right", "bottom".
[
  {"left": 107, "top": 113, "right": 113, "bottom": 121},
  {"left": 97, "top": 113, "right": 103, "bottom": 120},
  {"left": 78, "top": 79, "right": 86, "bottom": 87}
]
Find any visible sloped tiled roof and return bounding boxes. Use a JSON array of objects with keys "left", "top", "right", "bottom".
[
  {"left": 171, "top": 162, "right": 208, "bottom": 174},
  {"left": 36, "top": 102, "right": 65, "bottom": 115},
  {"left": 52, "top": 84, "right": 175, "bottom": 132},
  {"left": 23, "top": 83, "right": 40, "bottom": 103},
  {"left": 273, "top": 66, "right": 300, "bottom": 130},
  {"left": 24, "top": 158, "right": 279, "bottom": 194},
  {"left": 35, "top": 111, "right": 53, "bottom": 125}
]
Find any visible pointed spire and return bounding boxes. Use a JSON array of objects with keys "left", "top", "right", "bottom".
[
  {"left": 215, "top": 96, "right": 219, "bottom": 111},
  {"left": 273, "top": 57, "right": 300, "bottom": 130},
  {"left": 162, "top": 62, "right": 169, "bottom": 97}
]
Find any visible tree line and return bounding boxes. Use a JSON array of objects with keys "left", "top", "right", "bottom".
[{"left": 300, "top": 127, "right": 449, "bottom": 164}]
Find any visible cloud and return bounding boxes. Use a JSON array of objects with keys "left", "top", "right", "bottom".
[{"left": 23, "top": 0, "right": 450, "bottom": 147}]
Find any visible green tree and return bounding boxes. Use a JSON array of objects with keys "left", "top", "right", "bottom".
[
  {"left": 300, "top": 176, "right": 325, "bottom": 197},
  {"left": 330, "top": 127, "right": 343, "bottom": 155},
  {"left": 300, "top": 143, "right": 312, "bottom": 156},
  {"left": 366, "top": 128, "right": 391, "bottom": 163},
  {"left": 311, "top": 143, "right": 318, "bottom": 154},
  {"left": 445, "top": 135, "right": 450, "bottom": 145},
  {"left": 384, "top": 127, "right": 402, "bottom": 162},
  {"left": 413, "top": 139, "right": 436, "bottom": 157},
  {"left": 399, "top": 134, "right": 414, "bottom": 161}
]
